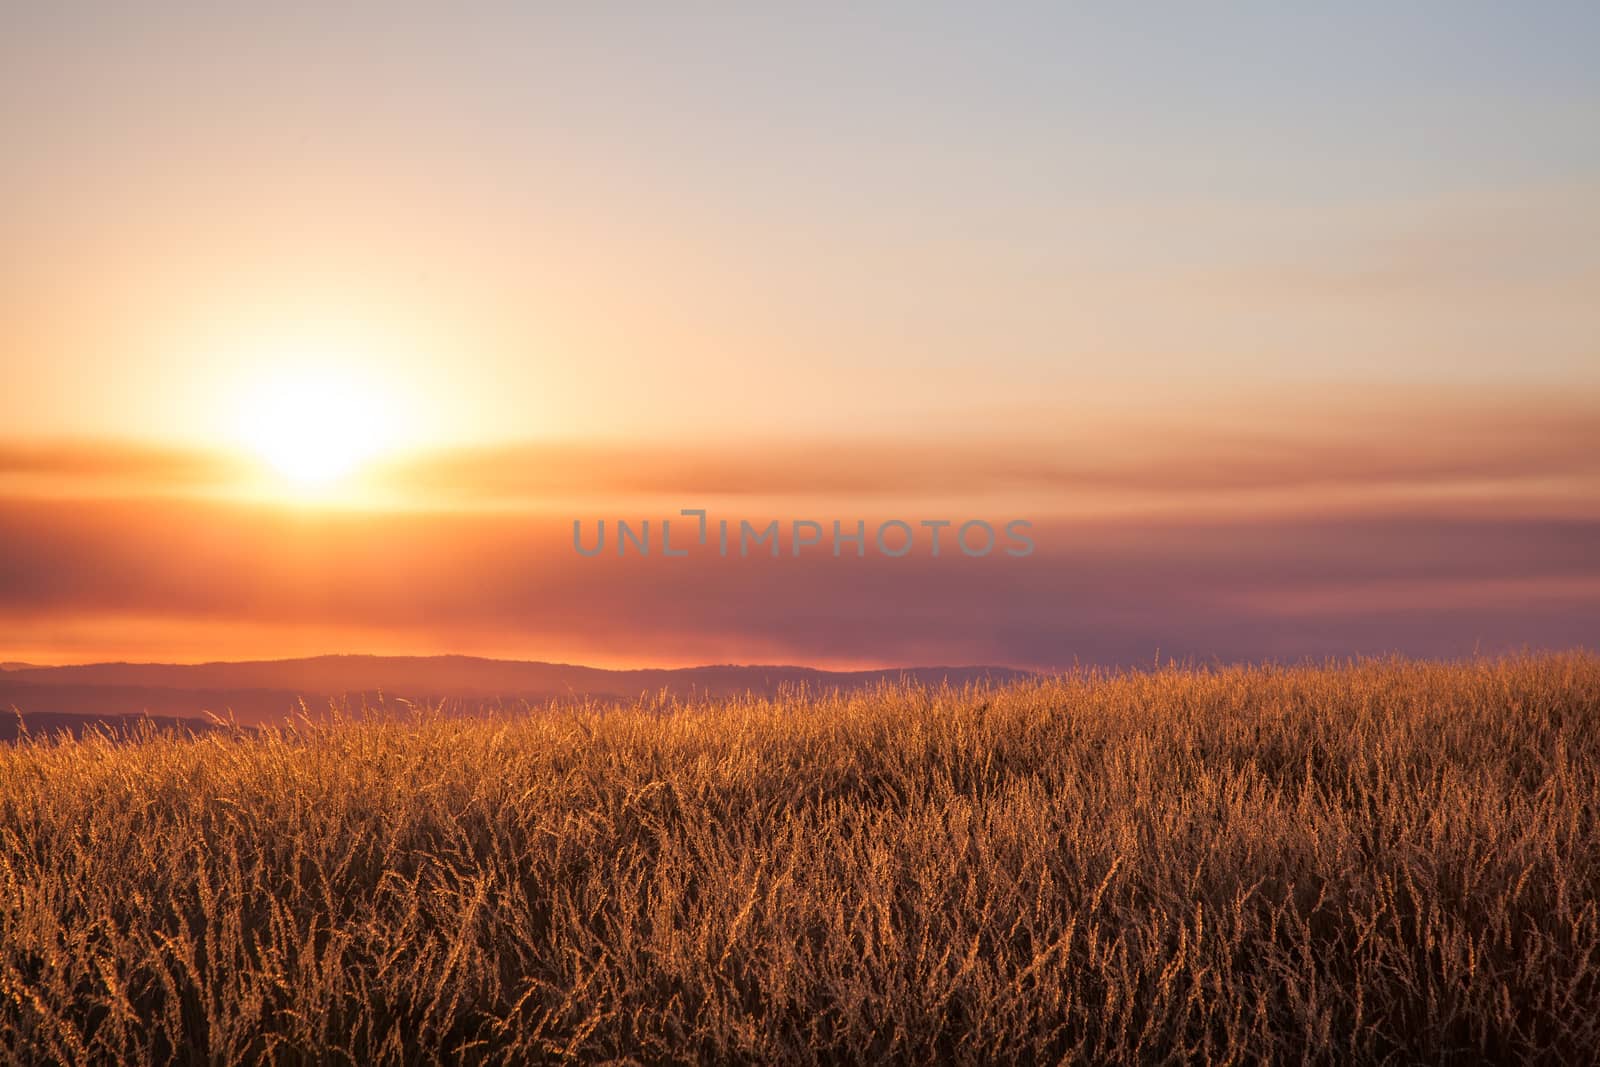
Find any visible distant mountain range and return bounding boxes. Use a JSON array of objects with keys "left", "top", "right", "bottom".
[{"left": 0, "top": 654, "right": 1033, "bottom": 740}]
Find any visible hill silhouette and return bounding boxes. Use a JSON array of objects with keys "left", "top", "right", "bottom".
[{"left": 0, "top": 654, "right": 1032, "bottom": 736}]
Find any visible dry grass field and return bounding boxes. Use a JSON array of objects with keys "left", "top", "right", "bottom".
[{"left": 2, "top": 655, "right": 1598, "bottom": 1064}]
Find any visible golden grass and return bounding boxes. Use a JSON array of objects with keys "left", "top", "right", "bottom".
[{"left": 2, "top": 655, "right": 1599, "bottom": 1064}]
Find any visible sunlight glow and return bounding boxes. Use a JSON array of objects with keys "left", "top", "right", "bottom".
[{"left": 238, "top": 362, "right": 395, "bottom": 489}]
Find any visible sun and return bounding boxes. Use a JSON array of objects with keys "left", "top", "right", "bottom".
[{"left": 239, "top": 366, "right": 393, "bottom": 489}]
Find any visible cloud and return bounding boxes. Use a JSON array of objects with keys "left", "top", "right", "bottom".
[
  {"left": 347, "top": 389, "right": 1600, "bottom": 505},
  {"left": 0, "top": 440, "right": 251, "bottom": 492},
  {"left": 0, "top": 385, "right": 1596, "bottom": 666},
  {"left": 0, "top": 495, "right": 1595, "bottom": 668},
  {"left": 3, "top": 388, "right": 1598, "bottom": 508}
]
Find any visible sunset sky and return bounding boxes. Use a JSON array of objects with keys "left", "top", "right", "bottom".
[{"left": 2, "top": 5, "right": 1597, "bottom": 667}]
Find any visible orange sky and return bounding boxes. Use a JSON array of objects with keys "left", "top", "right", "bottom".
[
  {"left": 0, "top": 384, "right": 1596, "bottom": 667},
  {"left": 2, "top": 8, "right": 1598, "bottom": 666}
]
